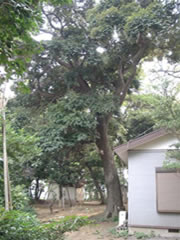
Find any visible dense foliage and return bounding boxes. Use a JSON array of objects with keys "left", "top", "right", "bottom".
[
  {"left": 0, "top": 0, "right": 40, "bottom": 75},
  {"left": 0, "top": 0, "right": 69, "bottom": 76},
  {"left": 123, "top": 94, "right": 156, "bottom": 140},
  {"left": 0, "top": 112, "right": 41, "bottom": 210},
  {"left": 0, "top": 117, "right": 40, "bottom": 184}
]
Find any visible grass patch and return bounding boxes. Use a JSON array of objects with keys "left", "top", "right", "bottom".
[
  {"left": 45, "top": 215, "right": 93, "bottom": 233},
  {"left": 110, "top": 228, "right": 129, "bottom": 238},
  {"left": 135, "top": 231, "right": 155, "bottom": 239},
  {"left": 109, "top": 228, "right": 156, "bottom": 239}
]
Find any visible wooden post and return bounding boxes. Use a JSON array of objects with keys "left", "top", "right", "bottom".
[
  {"left": 2, "top": 107, "right": 9, "bottom": 210},
  {"left": 1, "top": 94, "right": 12, "bottom": 211}
]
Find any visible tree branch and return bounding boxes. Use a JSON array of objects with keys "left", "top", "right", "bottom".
[
  {"left": 119, "top": 42, "right": 148, "bottom": 105},
  {"left": 56, "top": 58, "right": 72, "bottom": 69},
  {"left": 77, "top": 73, "right": 91, "bottom": 93},
  {"left": 42, "top": 7, "right": 61, "bottom": 32}
]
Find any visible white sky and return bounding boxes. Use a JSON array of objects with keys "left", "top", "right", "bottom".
[
  {"left": 0, "top": 66, "right": 15, "bottom": 100},
  {"left": 33, "top": 32, "right": 52, "bottom": 41},
  {"left": 141, "top": 58, "right": 180, "bottom": 96}
]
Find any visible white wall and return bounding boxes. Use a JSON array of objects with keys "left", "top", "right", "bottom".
[
  {"left": 47, "top": 184, "right": 76, "bottom": 202},
  {"left": 47, "top": 183, "right": 60, "bottom": 200},
  {"left": 46, "top": 183, "right": 84, "bottom": 204},
  {"left": 128, "top": 150, "right": 180, "bottom": 229}
]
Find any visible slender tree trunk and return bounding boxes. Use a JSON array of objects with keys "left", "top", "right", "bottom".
[
  {"left": 35, "top": 178, "right": 39, "bottom": 200},
  {"left": 87, "top": 165, "right": 105, "bottom": 204},
  {"left": 8, "top": 172, "right": 12, "bottom": 210},
  {"left": 96, "top": 116, "right": 123, "bottom": 218},
  {"left": 58, "top": 185, "right": 63, "bottom": 208},
  {"left": 62, "top": 188, "right": 65, "bottom": 209},
  {"left": 38, "top": 188, "right": 43, "bottom": 200},
  {"left": 2, "top": 108, "right": 12, "bottom": 211}
]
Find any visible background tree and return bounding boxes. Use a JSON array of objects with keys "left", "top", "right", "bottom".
[
  {"left": 0, "top": 114, "right": 40, "bottom": 209},
  {"left": 132, "top": 60, "right": 180, "bottom": 168},
  {"left": 122, "top": 94, "right": 156, "bottom": 140},
  {"left": 8, "top": 92, "right": 96, "bottom": 200},
  {"left": 150, "top": 79, "right": 180, "bottom": 167}
]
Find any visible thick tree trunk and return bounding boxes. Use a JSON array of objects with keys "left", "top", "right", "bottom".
[
  {"left": 87, "top": 165, "right": 105, "bottom": 204},
  {"left": 96, "top": 116, "right": 123, "bottom": 218}
]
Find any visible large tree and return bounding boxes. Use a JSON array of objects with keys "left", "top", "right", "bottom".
[{"left": 15, "top": 0, "right": 180, "bottom": 217}]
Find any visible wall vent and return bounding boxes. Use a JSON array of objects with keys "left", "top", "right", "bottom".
[{"left": 168, "top": 229, "right": 180, "bottom": 233}]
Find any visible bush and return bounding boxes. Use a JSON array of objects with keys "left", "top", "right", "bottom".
[
  {"left": 11, "top": 185, "right": 30, "bottom": 211},
  {"left": 0, "top": 209, "right": 64, "bottom": 240},
  {"left": 0, "top": 184, "right": 32, "bottom": 211},
  {"left": 0, "top": 209, "right": 92, "bottom": 240}
]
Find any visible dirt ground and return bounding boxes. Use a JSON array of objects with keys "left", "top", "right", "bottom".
[
  {"left": 35, "top": 201, "right": 120, "bottom": 240},
  {"left": 65, "top": 221, "right": 118, "bottom": 240},
  {"left": 35, "top": 201, "right": 105, "bottom": 222},
  {"left": 35, "top": 202, "right": 180, "bottom": 240}
]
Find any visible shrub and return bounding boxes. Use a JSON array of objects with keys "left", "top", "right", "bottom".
[
  {"left": 0, "top": 184, "right": 31, "bottom": 212},
  {"left": 0, "top": 209, "right": 91, "bottom": 240},
  {"left": 0, "top": 209, "right": 63, "bottom": 240},
  {"left": 11, "top": 185, "right": 30, "bottom": 211}
]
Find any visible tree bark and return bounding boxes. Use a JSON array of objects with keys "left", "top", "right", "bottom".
[
  {"left": 96, "top": 116, "right": 123, "bottom": 218},
  {"left": 86, "top": 165, "right": 105, "bottom": 204}
]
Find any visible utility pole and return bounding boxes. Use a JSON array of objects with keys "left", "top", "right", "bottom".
[{"left": 0, "top": 92, "right": 12, "bottom": 211}]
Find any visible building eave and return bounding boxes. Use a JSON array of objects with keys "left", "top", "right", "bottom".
[{"left": 114, "top": 129, "right": 168, "bottom": 163}]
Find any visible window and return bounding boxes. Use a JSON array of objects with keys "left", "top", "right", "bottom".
[{"left": 156, "top": 168, "right": 180, "bottom": 213}]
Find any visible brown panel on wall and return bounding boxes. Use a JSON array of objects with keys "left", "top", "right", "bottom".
[{"left": 156, "top": 170, "right": 180, "bottom": 213}]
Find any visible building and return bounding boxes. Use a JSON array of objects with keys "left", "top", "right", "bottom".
[{"left": 114, "top": 129, "right": 180, "bottom": 236}]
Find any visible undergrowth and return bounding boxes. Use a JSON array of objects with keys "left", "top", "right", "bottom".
[
  {"left": 0, "top": 208, "right": 92, "bottom": 240},
  {"left": 110, "top": 228, "right": 156, "bottom": 239},
  {"left": 134, "top": 231, "right": 155, "bottom": 239},
  {"left": 110, "top": 229, "right": 129, "bottom": 238}
]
